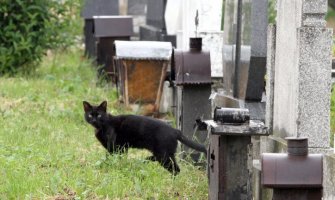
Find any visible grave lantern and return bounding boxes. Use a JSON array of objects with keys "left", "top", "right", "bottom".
[
  {"left": 114, "top": 41, "right": 172, "bottom": 115},
  {"left": 172, "top": 37, "right": 211, "bottom": 161},
  {"left": 81, "top": 0, "right": 119, "bottom": 57},
  {"left": 93, "top": 16, "right": 133, "bottom": 80},
  {"left": 262, "top": 137, "right": 323, "bottom": 200}
]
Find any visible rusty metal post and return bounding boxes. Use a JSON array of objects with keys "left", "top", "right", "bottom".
[{"left": 262, "top": 137, "right": 323, "bottom": 200}]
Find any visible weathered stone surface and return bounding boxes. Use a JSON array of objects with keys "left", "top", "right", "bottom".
[
  {"left": 301, "top": 0, "right": 327, "bottom": 27},
  {"left": 273, "top": 0, "right": 332, "bottom": 148},
  {"left": 296, "top": 27, "right": 332, "bottom": 148},
  {"left": 265, "top": 24, "right": 276, "bottom": 134},
  {"left": 199, "top": 31, "right": 224, "bottom": 78},
  {"left": 251, "top": 0, "right": 268, "bottom": 57},
  {"left": 127, "top": 0, "right": 147, "bottom": 15},
  {"left": 302, "top": 0, "right": 328, "bottom": 14},
  {"left": 323, "top": 154, "right": 335, "bottom": 199},
  {"left": 208, "top": 135, "right": 253, "bottom": 200}
]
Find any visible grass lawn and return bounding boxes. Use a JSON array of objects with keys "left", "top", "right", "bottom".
[{"left": 0, "top": 49, "right": 208, "bottom": 199}]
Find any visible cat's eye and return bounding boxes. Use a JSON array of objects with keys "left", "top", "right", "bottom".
[
  {"left": 88, "top": 114, "right": 92, "bottom": 118},
  {"left": 97, "top": 114, "right": 101, "bottom": 118}
]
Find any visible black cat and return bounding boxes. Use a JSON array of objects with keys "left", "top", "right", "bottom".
[{"left": 83, "top": 101, "right": 207, "bottom": 175}]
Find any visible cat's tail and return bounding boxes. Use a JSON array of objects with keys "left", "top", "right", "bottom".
[{"left": 176, "top": 130, "right": 207, "bottom": 155}]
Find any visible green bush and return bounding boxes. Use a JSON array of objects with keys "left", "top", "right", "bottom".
[{"left": 0, "top": 0, "right": 82, "bottom": 75}]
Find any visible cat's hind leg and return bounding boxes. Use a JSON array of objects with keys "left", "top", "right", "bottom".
[
  {"left": 145, "top": 155, "right": 157, "bottom": 162},
  {"left": 156, "top": 153, "right": 180, "bottom": 175}
]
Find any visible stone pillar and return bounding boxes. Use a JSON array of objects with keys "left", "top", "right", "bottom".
[
  {"left": 272, "top": 0, "right": 332, "bottom": 148},
  {"left": 264, "top": 24, "right": 276, "bottom": 142}
]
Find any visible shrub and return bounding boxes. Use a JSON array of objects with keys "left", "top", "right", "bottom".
[{"left": 0, "top": 0, "right": 82, "bottom": 75}]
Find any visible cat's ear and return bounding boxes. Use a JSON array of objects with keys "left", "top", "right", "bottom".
[
  {"left": 83, "top": 101, "right": 92, "bottom": 112},
  {"left": 98, "top": 101, "right": 107, "bottom": 112}
]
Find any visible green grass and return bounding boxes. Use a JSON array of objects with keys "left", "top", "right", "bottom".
[
  {"left": 331, "top": 85, "right": 335, "bottom": 148},
  {"left": 0, "top": 49, "right": 208, "bottom": 199}
]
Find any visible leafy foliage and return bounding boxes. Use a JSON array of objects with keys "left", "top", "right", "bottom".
[
  {"left": 268, "top": 0, "right": 276, "bottom": 24},
  {"left": 0, "top": 0, "right": 82, "bottom": 75}
]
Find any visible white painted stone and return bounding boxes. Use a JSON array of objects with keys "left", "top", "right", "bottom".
[
  {"left": 199, "top": 31, "right": 224, "bottom": 77},
  {"left": 165, "top": 0, "right": 182, "bottom": 35},
  {"left": 273, "top": 0, "right": 303, "bottom": 139}
]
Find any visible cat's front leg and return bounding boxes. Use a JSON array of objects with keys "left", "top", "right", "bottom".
[{"left": 106, "top": 127, "right": 117, "bottom": 153}]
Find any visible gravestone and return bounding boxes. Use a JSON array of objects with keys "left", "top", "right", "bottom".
[
  {"left": 139, "top": 0, "right": 176, "bottom": 46},
  {"left": 81, "top": 0, "right": 119, "bottom": 57},
  {"left": 271, "top": 0, "right": 332, "bottom": 148},
  {"left": 222, "top": 0, "right": 267, "bottom": 101},
  {"left": 127, "top": 0, "right": 147, "bottom": 37}
]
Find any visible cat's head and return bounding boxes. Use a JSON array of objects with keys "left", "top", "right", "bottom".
[{"left": 83, "top": 101, "right": 108, "bottom": 129}]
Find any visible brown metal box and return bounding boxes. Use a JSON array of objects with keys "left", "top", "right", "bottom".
[
  {"left": 174, "top": 50, "right": 211, "bottom": 85},
  {"left": 262, "top": 153, "right": 323, "bottom": 188}
]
